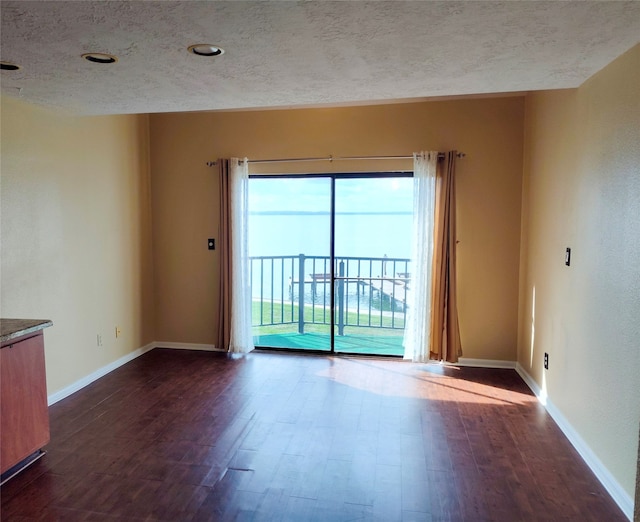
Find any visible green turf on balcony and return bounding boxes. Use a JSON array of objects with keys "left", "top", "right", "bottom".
[{"left": 254, "top": 331, "right": 404, "bottom": 356}]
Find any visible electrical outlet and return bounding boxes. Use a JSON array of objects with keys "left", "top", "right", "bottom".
[
  {"left": 115, "top": 327, "right": 122, "bottom": 338},
  {"left": 97, "top": 334, "right": 103, "bottom": 347},
  {"left": 544, "top": 352, "right": 549, "bottom": 370}
]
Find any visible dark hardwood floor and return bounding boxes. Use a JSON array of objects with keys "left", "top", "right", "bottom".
[{"left": 1, "top": 349, "right": 626, "bottom": 521}]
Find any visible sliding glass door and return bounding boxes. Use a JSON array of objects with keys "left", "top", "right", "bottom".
[
  {"left": 248, "top": 173, "right": 413, "bottom": 356},
  {"left": 333, "top": 177, "right": 413, "bottom": 355},
  {"left": 248, "top": 177, "right": 332, "bottom": 351}
]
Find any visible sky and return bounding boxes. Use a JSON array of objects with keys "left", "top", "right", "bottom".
[{"left": 249, "top": 176, "right": 413, "bottom": 214}]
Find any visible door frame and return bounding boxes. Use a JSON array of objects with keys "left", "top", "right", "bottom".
[{"left": 249, "top": 171, "right": 413, "bottom": 355}]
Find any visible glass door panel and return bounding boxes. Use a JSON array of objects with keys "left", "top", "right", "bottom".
[
  {"left": 248, "top": 177, "right": 332, "bottom": 351},
  {"left": 334, "top": 177, "right": 413, "bottom": 356}
]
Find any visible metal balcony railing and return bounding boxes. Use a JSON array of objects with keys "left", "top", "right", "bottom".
[{"left": 250, "top": 254, "right": 410, "bottom": 335}]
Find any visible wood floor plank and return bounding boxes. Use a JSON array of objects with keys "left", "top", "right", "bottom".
[{"left": 0, "top": 348, "right": 627, "bottom": 521}]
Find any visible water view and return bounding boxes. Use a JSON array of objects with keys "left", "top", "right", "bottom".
[{"left": 248, "top": 175, "right": 413, "bottom": 355}]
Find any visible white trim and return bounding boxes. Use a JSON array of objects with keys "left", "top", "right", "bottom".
[
  {"left": 46, "top": 341, "right": 223, "bottom": 406},
  {"left": 453, "top": 357, "right": 516, "bottom": 369},
  {"left": 47, "top": 343, "right": 155, "bottom": 405},
  {"left": 514, "top": 362, "right": 547, "bottom": 404},
  {"left": 515, "top": 363, "right": 634, "bottom": 520},
  {"left": 154, "top": 341, "right": 223, "bottom": 352}
]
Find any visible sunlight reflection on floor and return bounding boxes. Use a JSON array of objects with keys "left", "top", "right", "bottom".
[{"left": 316, "top": 357, "right": 537, "bottom": 406}]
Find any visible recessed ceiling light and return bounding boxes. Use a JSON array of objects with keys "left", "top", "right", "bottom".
[
  {"left": 81, "top": 53, "right": 118, "bottom": 64},
  {"left": 1, "top": 62, "right": 21, "bottom": 71},
  {"left": 187, "top": 44, "right": 224, "bottom": 57}
]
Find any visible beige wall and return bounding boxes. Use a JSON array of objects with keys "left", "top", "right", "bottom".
[
  {"left": 518, "top": 45, "right": 640, "bottom": 499},
  {"left": 0, "top": 97, "right": 155, "bottom": 395},
  {"left": 150, "top": 97, "right": 524, "bottom": 360}
]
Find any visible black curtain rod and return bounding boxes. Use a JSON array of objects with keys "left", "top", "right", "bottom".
[{"left": 206, "top": 152, "right": 465, "bottom": 167}]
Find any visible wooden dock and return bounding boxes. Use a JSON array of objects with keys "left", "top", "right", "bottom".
[
  {"left": 289, "top": 274, "right": 410, "bottom": 309},
  {"left": 367, "top": 277, "right": 409, "bottom": 309}
]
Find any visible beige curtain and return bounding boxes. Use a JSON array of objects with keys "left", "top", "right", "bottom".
[
  {"left": 429, "top": 151, "right": 462, "bottom": 362},
  {"left": 217, "top": 159, "right": 232, "bottom": 351},
  {"left": 216, "top": 158, "right": 254, "bottom": 353}
]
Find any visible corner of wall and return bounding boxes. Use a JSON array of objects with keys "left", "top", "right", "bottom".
[
  {"left": 515, "top": 45, "right": 640, "bottom": 513},
  {"left": 1, "top": 100, "right": 157, "bottom": 395}
]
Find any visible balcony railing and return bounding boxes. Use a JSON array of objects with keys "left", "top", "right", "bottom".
[{"left": 250, "top": 254, "right": 410, "bottom": 336}]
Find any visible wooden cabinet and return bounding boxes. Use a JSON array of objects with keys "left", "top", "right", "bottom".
[{"left": 1, "top": 330, "right": 50, "bottom": 475}]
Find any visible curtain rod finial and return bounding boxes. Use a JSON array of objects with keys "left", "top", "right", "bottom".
[{"left": 206, "top": 161, "right": 217, "bottom": 167}]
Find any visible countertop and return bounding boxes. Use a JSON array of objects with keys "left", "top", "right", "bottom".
[{"left": 0, "top": 319, "right": 53, "bottom": 344}]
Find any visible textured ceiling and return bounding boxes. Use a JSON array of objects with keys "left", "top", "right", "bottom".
[{"left": 1, "top": 1, "right": 639, "bottom": 116}]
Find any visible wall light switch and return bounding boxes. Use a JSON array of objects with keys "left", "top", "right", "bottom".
[
  {"left": 565, "top": 247, "right": 571, "bottom": 266},
  {"left": 208, "top": 238, "right": 215, "bottom": 250}
]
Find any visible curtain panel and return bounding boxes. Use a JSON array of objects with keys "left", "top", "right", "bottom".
[
  {"left": 429, "top": 151, "right": 462, "bottom": 362},
  {"left": 404, "top": 152, "right": 438, "bottom": 361},
  {"left": 217, "top": 159, "right": 232, "bottom": 351},
  {"left": 217, "top": 158, "right": 255, "bottom": 354}
]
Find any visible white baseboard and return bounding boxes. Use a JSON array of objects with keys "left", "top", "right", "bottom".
[
  {"left": 47, "top": 342, "right": 155, "bottom": 406},
  {"left": 514, "top": 362, "right": 547, "bottom": 404},
  {"left": 515, "top": 363, "right": 634, "bottom": 520},
  {"left": 153, "top": 341, "right": 223, "bottom": 352},
  {"left": 454, "top": 357, "right": 516, "bottom": 369},
  {"left": 46, "top": 341, "right": 223, "bottom": 406}
]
